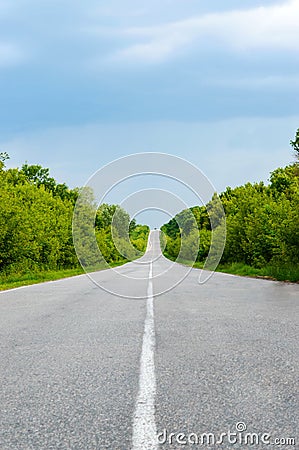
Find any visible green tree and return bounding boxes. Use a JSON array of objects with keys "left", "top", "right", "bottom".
[
  {"left": 290, "top": 128, "right": 299, "bottom": 160},
  {"left": 21, "top": 163, "right": 56, "bottom": 191},
  {"left": 0, "top": 152, "right": 9, "bottom": 170}
]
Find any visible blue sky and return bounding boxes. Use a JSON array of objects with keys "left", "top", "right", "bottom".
[{"left": 1, "top": 0, "right": 299, "bottom": 219}]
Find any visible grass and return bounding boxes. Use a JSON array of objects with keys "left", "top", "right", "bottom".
[
  {"left": 0, "top": 267, "right": 85, "bottom": 291},
  {"left": 163, "top": 252, "right": 299, "bottom": 283},
  {"left": 2, "top": 253, "right": 298, "bottom": 291},
  {"left": 0, "top": 259, "right": 130, "bottom": 291},
  {"left": 216, "top": 262, "right": 299, "bottom": 283}
]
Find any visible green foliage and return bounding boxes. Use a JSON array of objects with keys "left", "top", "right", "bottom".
[
  {"left": 161, "top": 206, "right": 212, "bottom": 263},
  {"left": 21, "top": 163, "right": 79, "bottom": 202},
  {"left": 21, "top": 163, "right": 56, "bottom": 190},
  {"left": 72, "top": 187, "right": 101, "bottom": 268},
  {"left": 161, "top": 217, "right": 180, "bottom": 238},
  {"left": 0, "top": 151, "right": 10, "bottom": 170},
  {"left": 0, "top": 173, "right": 78, "bottom": 274},
  {"left": 130, "top": 225, "right": 150, "bottom": 252},
  {"left": 161, "top": 164, "right": 299, "bottom": 282},
  {"left": 94, "top": 203, "right": 149, "bottom": 263},
  {"left": 290, "top": 128, "right": 299, "bottom": 160},
  {"left": 0, "top": 161, "right": 149, "bottom": 282}
]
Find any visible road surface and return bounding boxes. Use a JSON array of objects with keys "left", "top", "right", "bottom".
[{"left": 0, "top": 230, "right": 298, "bottom": 449}]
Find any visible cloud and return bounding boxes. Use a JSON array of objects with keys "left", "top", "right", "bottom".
[
  {"left": 90, "top": 5, "right": 148, "bottom": 18},
  {"left": 2, "top": 115, "right": 298, "bottom": 193},
  {"left": 206, "top": 75, "right": 299, "bottom": 89},
  {"left": 0, "top": 0, "right": 9, "bottom": 14},
  {"left": 0, "top": 42, "right": 26, "bottom": 68},
  {"left": 107, "top": 0, "right": 299, "bottom": 64}
]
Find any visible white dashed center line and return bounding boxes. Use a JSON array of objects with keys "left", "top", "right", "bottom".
[{"left": 132, "top": 261, "right": 157, "bottom": 450}]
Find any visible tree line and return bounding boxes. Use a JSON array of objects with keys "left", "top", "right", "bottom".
[
  {"left": 161, "top": 129, "right": 299, "bottom": 282},
  {"left": 0, "top": 154, "right": 149, "bottom": 277}
]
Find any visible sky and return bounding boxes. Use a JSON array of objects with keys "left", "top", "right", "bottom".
[{"left": 0, "top": 0, "right": 299, "bottom": 225}]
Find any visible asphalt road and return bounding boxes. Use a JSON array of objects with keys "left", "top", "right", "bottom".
[{"left": 0, "top": 230, "right": 298, "bottom": 449}]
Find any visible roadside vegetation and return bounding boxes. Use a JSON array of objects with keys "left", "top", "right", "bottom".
[
  {"left": 161, "top": 129, "right": 299, "bottom": 282},
  {"left": 0, "top": 154, "right": 149, "bottom": 290}
]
